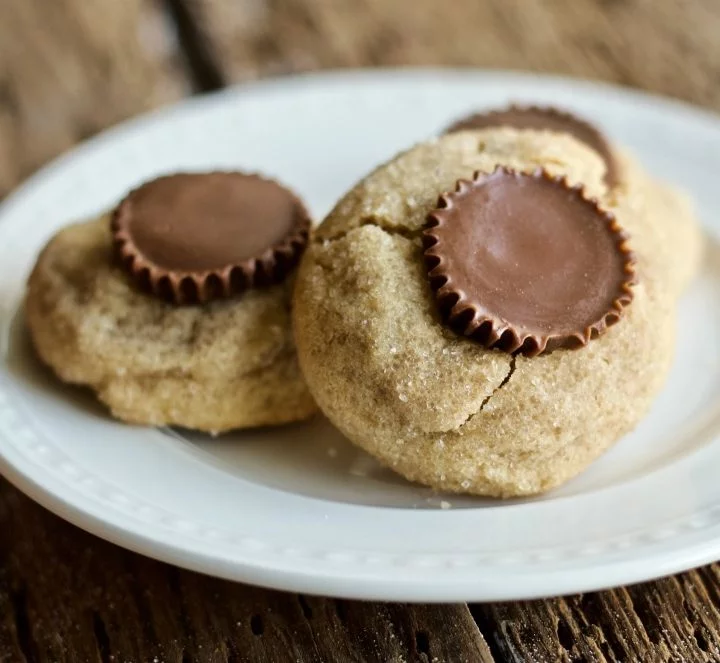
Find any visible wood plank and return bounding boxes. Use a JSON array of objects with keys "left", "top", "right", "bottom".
[
  {"left": 473, "top": 574, "right": 720, "bottom": 662},
  {"left": 178, "top": 0, "right": 720, "bottom": 110},
  {"left": 0, "top": 479, "right": 493, "bottom": 662},
  {"left": 0, "top": 0, "right": 187, "bottom": 197}
]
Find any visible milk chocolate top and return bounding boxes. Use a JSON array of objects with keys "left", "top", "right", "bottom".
[
  {"left": 423, "top": 168, "right": 635, "bottom": 356},
  {"left": 446, "top": 105, "right": 619, "bottom": 187},
  {"left": 112, "top": 173, "right": 311, "bottom": 304}
]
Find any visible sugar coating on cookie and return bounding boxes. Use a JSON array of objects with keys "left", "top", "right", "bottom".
[
  {"left": 26, "top": 173, "right": 318, "bottom": 432},
  {"left": 293, "top": 129, "right": 702, "bottom": 497}
]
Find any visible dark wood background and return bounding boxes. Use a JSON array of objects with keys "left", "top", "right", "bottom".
[{"left": 1, "top": 1, "right": 720, "bottom": 661}]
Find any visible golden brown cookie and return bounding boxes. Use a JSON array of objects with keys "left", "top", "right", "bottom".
[
  {"left": 26, "top": 173, "right": 317, "bottom": 432},
  {"left": 293, "top": 129, "right": 701, "bottom": 497}
]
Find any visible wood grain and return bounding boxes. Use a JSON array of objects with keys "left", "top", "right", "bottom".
[
  {"left": 0, "top": 0, "right": 186, "bottom": 197},
  {"left": 178, "top": 0, "right": 720, "bottom": 111},
  {"left": 0, "top": 480, "right": 494, "bottom": 662},
  {"left": 475, "top": 573, "right": 720, "bottom": 662},
  {"left": 1, "top": 0, "right": 720, "bottom": 661}
]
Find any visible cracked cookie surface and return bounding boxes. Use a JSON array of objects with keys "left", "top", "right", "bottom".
[
  {"left": 26, "top": 216, "right": 317, "bottom": 432},
  {"left": 293, "top": 128, "right": 702, "bottom": 497}
]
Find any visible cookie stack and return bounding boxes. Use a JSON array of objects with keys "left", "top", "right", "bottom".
[{"left": 25, "top": 106, "right": 702, "bottom": 497}]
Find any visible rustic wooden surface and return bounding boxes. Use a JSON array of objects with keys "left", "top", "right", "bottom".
[{"left": 1, "top": 0, "right": 720, "bottom": 661}]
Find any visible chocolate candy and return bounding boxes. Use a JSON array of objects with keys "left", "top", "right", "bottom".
[
  {"left": 112, "top": 172, "right": 311, "bottom": 304},
  {"left": 423, "top": 167, "right": 635, "bottom": 357}
]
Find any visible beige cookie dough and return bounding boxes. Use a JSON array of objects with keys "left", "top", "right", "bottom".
[
  {"left": 293, "top": 128, "right": 702, "bottom": 497},
  {"left": 26, "top": 216, "right": 317, "bottom": 432},
  {"left": 609, "top": 150, "right": 703, "bottom": 298}
]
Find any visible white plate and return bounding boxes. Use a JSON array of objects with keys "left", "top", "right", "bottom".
[{"left": 1, "top": 69, "right": 720, "bottom": 602}]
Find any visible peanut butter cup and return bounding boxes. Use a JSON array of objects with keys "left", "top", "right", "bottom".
[
  {"left": 111, "top": 172, "right": 311, "bottom": 304},
  {"left": 423, "top": 167, "right": 635, "bottom": 357},
  {"left": 446, "top": 105, "right": 619, "bottom": 187}
]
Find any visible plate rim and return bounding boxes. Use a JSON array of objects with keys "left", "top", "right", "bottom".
[
  {"left": 2, "top": 67, "right": 720, "bottom": 601},
  {"left": 3, "top": 440, "right": 720, "bottom": 602}
]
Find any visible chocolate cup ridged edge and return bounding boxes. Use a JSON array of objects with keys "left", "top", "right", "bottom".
[
  {"left": 110, "top": 172, "right": 312, "bottom": 305},
  {"left": 422, "top": 166, "right": 636, "bottom": 358}
]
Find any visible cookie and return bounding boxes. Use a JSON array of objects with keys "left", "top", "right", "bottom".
[
  {"left": 293, "top": 129, "right": 702, "bottom": 497},
  {"left": 26, "top": 173, "right": 318, "bottom": 432},
  {"left": 608, "top": 150, "right": 703, "bottom": 299}
]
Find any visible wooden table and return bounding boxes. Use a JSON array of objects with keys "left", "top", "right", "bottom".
[{"left": 1, "top": 1, "right": 720, "bottom": 661}]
